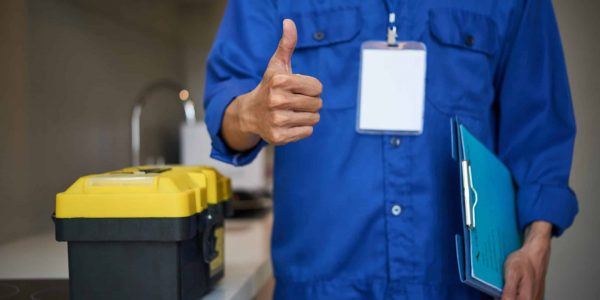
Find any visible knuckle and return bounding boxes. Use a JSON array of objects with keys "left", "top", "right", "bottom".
[
  {"left": 507, "top": 268, "right": 521, "bottom": 281},
  {"left": 505, "top": 262, "right": 516, "bottom": 273},
  {"left": 504, "top": 266, "right": 516, "bottom": 277},
  {"left": 504, "top": 256, "right": 517, "bottom": 268},
  {"left": 268, "top": 95, "right": 285, "bottom": 108},
  {"left": 272, "top": 112, "right": 288, "bottom": 126},
  {"left": 270, "top": 129, "right": 284, "bottom": 144},
  {"left": 265, "top": 130, "right": 276, "bottom": 143},
  {"left": 268, "top": 111, "right": 279, "bottom": 124},
  {"left": 270, "top": 74, "right": 289, "bottom": 88}
]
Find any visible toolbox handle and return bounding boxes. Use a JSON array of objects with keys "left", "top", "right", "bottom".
[{"left": 202, "top": 211, "right": 218, "bottom": 263}]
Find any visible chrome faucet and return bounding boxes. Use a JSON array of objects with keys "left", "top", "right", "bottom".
[{"left": 131, "top": 79, "right": 197, "bottom": 166}]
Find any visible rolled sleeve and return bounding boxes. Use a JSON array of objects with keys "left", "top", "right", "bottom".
[
  {"left": 517, "top": 184, "right": 578, "bottom": 236},
  {"left": 495, "top": 0, "right": 578, "bottom": 236},
  {"left": 204, "top": 79, "right": 265, "bottom": 166}
]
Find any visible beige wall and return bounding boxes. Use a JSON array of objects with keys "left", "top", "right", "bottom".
[
  {"left": 0, "top": 0, "right": 184, "bottom": 242},
  {"left": 0, "top": 0, "right": 31, "bottom": 242},
  {"left": 548, "top": 0, "right": 600, "bottom": 298},
  {"left": 180, "top": 0, "right": 228, "bottom": 120}
]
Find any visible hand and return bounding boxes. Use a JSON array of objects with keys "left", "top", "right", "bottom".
[
  {"left": 502, "top": 221, "right": 552, "bottom": 300},
  {"left": 222, "top": 19, "right": 323, "bottom": 150}
]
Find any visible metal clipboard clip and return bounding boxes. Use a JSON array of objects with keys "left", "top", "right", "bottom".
[{"left": 461, "top": 160, "right": 479, "bottom": 229}]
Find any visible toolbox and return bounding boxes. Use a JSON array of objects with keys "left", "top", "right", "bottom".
[{"left": 54, "top": 166, "right": 232, "bottom": 300}]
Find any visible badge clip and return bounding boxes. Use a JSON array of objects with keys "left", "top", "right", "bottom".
[{"left": 387, "top": 13, "right": 398, "bottom": 46}]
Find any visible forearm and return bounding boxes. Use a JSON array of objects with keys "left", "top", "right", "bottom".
[
  {"left": 523, "top": 221, "right": 552, "bottom": 281},
  {"left": 221, "top": 93, "right": 261, "bottom": 152}
]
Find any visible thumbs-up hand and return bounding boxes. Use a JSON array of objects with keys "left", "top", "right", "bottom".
[{"left": 230, "top": 19, "right": 323, "bottom": 146}]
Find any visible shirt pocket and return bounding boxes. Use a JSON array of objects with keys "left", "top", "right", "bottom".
[
  {"left": 426, "top": 8, "right": 500, "bottom": 116},
  {"left": 288, "top": 6, "right": 362, "bottom": 110},
  {"left": 429, "top": 8, "right": 499, "bottom": 55}
]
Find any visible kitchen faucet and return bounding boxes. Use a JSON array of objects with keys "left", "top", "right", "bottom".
[{"left": 131, "top": 79, "right": 197, "bottom": 166}]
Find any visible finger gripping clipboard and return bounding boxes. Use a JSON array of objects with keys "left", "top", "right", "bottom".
[{"left": 451, "top": 118, "right": 523, "bottom": 297}]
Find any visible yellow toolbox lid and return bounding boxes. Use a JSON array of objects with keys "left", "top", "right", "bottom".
[
  {"left": 169, "top": 166, "right": 232, "bottom": 205},
  {"left": 56, "top": 167, "right": 209, "bottom": 219}
]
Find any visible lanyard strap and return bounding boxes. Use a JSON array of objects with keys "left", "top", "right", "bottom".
[{"left": 383, "top": 0, "right": 398, "bottom": 46}]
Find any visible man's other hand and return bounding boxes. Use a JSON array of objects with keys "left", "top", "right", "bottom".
[{"left": 502, "top": 221, "right": 552, "bottom": 300}]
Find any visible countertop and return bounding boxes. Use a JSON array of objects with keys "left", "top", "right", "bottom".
[{"left": 0, "top": 212, "right": 273, "bottom": 300}]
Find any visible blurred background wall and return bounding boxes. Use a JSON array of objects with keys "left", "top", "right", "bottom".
[
  {"left": 0, "top": 0, "right": 598, "bottom": 298},
  {"left": 548, "top": 0, "right": 600, "bottom": 298},
  {"left": 0, "top": 0, "right": 210, "bottom": 243}
]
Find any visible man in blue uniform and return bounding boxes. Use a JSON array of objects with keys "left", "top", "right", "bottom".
[{"left": 204, "top": 0, "right": 577, "bottom": 299}]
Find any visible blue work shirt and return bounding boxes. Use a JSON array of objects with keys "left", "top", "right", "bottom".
[{"left": 204, "top": 0, "right": 578, "bottom": 299}]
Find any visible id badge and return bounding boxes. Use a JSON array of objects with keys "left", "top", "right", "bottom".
[{"left": 357, "top": 41, "right": 427, "bottom": 134}]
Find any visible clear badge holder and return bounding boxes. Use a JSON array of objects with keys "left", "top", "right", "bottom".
[{"left": 356, "top": 41, "right": 427, "bottom": 135}]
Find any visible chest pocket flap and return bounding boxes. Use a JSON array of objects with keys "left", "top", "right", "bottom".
[
  {"left": 429, "top": 8, "right": 500, "bottom": 55},
  {"left": 292, "top": 6, "right": 361, "bottom": 49}
]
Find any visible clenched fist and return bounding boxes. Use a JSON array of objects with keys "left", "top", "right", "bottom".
[{"left": 222, "top": 19, "right": 323, "bottom": 151}]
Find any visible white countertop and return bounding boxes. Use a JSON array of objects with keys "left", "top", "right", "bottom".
[{"left": 0, "top": 213, "right": 273, "bottom": 300}]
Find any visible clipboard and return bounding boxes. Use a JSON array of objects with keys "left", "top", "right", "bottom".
[{"left": 451, "top": 118, "right": 523, "bottom": 297}]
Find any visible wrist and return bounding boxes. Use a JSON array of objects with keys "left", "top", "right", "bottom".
[
  {"left": 222, "top": 92, "right": 261, "bottom": 152},
  {"left": 523, "top": 221, "right": 552, "bottom": 252},
  {"left": 526, "top": 221, "right": 552, "bottom": 242},
  {"left": 233, "top": 91, "right": 256, "bottom": 135}
]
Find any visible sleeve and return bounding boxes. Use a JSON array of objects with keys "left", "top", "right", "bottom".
[
  {"left": 494, "top": 0, "right": 578, "bottom": 236},
  {"left": 203, "top": 0, "right": 279, "bottom": 166}
]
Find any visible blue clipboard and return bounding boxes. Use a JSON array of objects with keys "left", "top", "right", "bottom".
[{"left": 451, "top": 118, "right": 523, "bottom": 297}]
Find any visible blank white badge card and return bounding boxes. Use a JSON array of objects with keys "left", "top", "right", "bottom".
[{"left": 357, "top": 41, "right": 427, "bottom": 134}]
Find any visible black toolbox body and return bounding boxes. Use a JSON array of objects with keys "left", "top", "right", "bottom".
[{"left": 55, "top": 213, "right": 218, "bottom": 300}]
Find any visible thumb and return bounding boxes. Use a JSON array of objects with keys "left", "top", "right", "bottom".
[{"left": 270, "top": 19, "right": 297, "bottom": 73}]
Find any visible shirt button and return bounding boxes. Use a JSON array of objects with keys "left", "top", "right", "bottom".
[
  {"left": 313, "top": 31, "right": 325, "bottom": 41},
  {"left": 465, "top": 35, "right": 475, "bottom": 47},
  {"left": 390, "top": 137, "right": 401, "bottom": 147},
  {"left": 391, "top": 204, "right": 402, "bottom": 216}
]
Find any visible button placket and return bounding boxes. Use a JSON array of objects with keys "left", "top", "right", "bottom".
[{"left": 383, "top": 134, "right": 414, "bottom": 280}]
